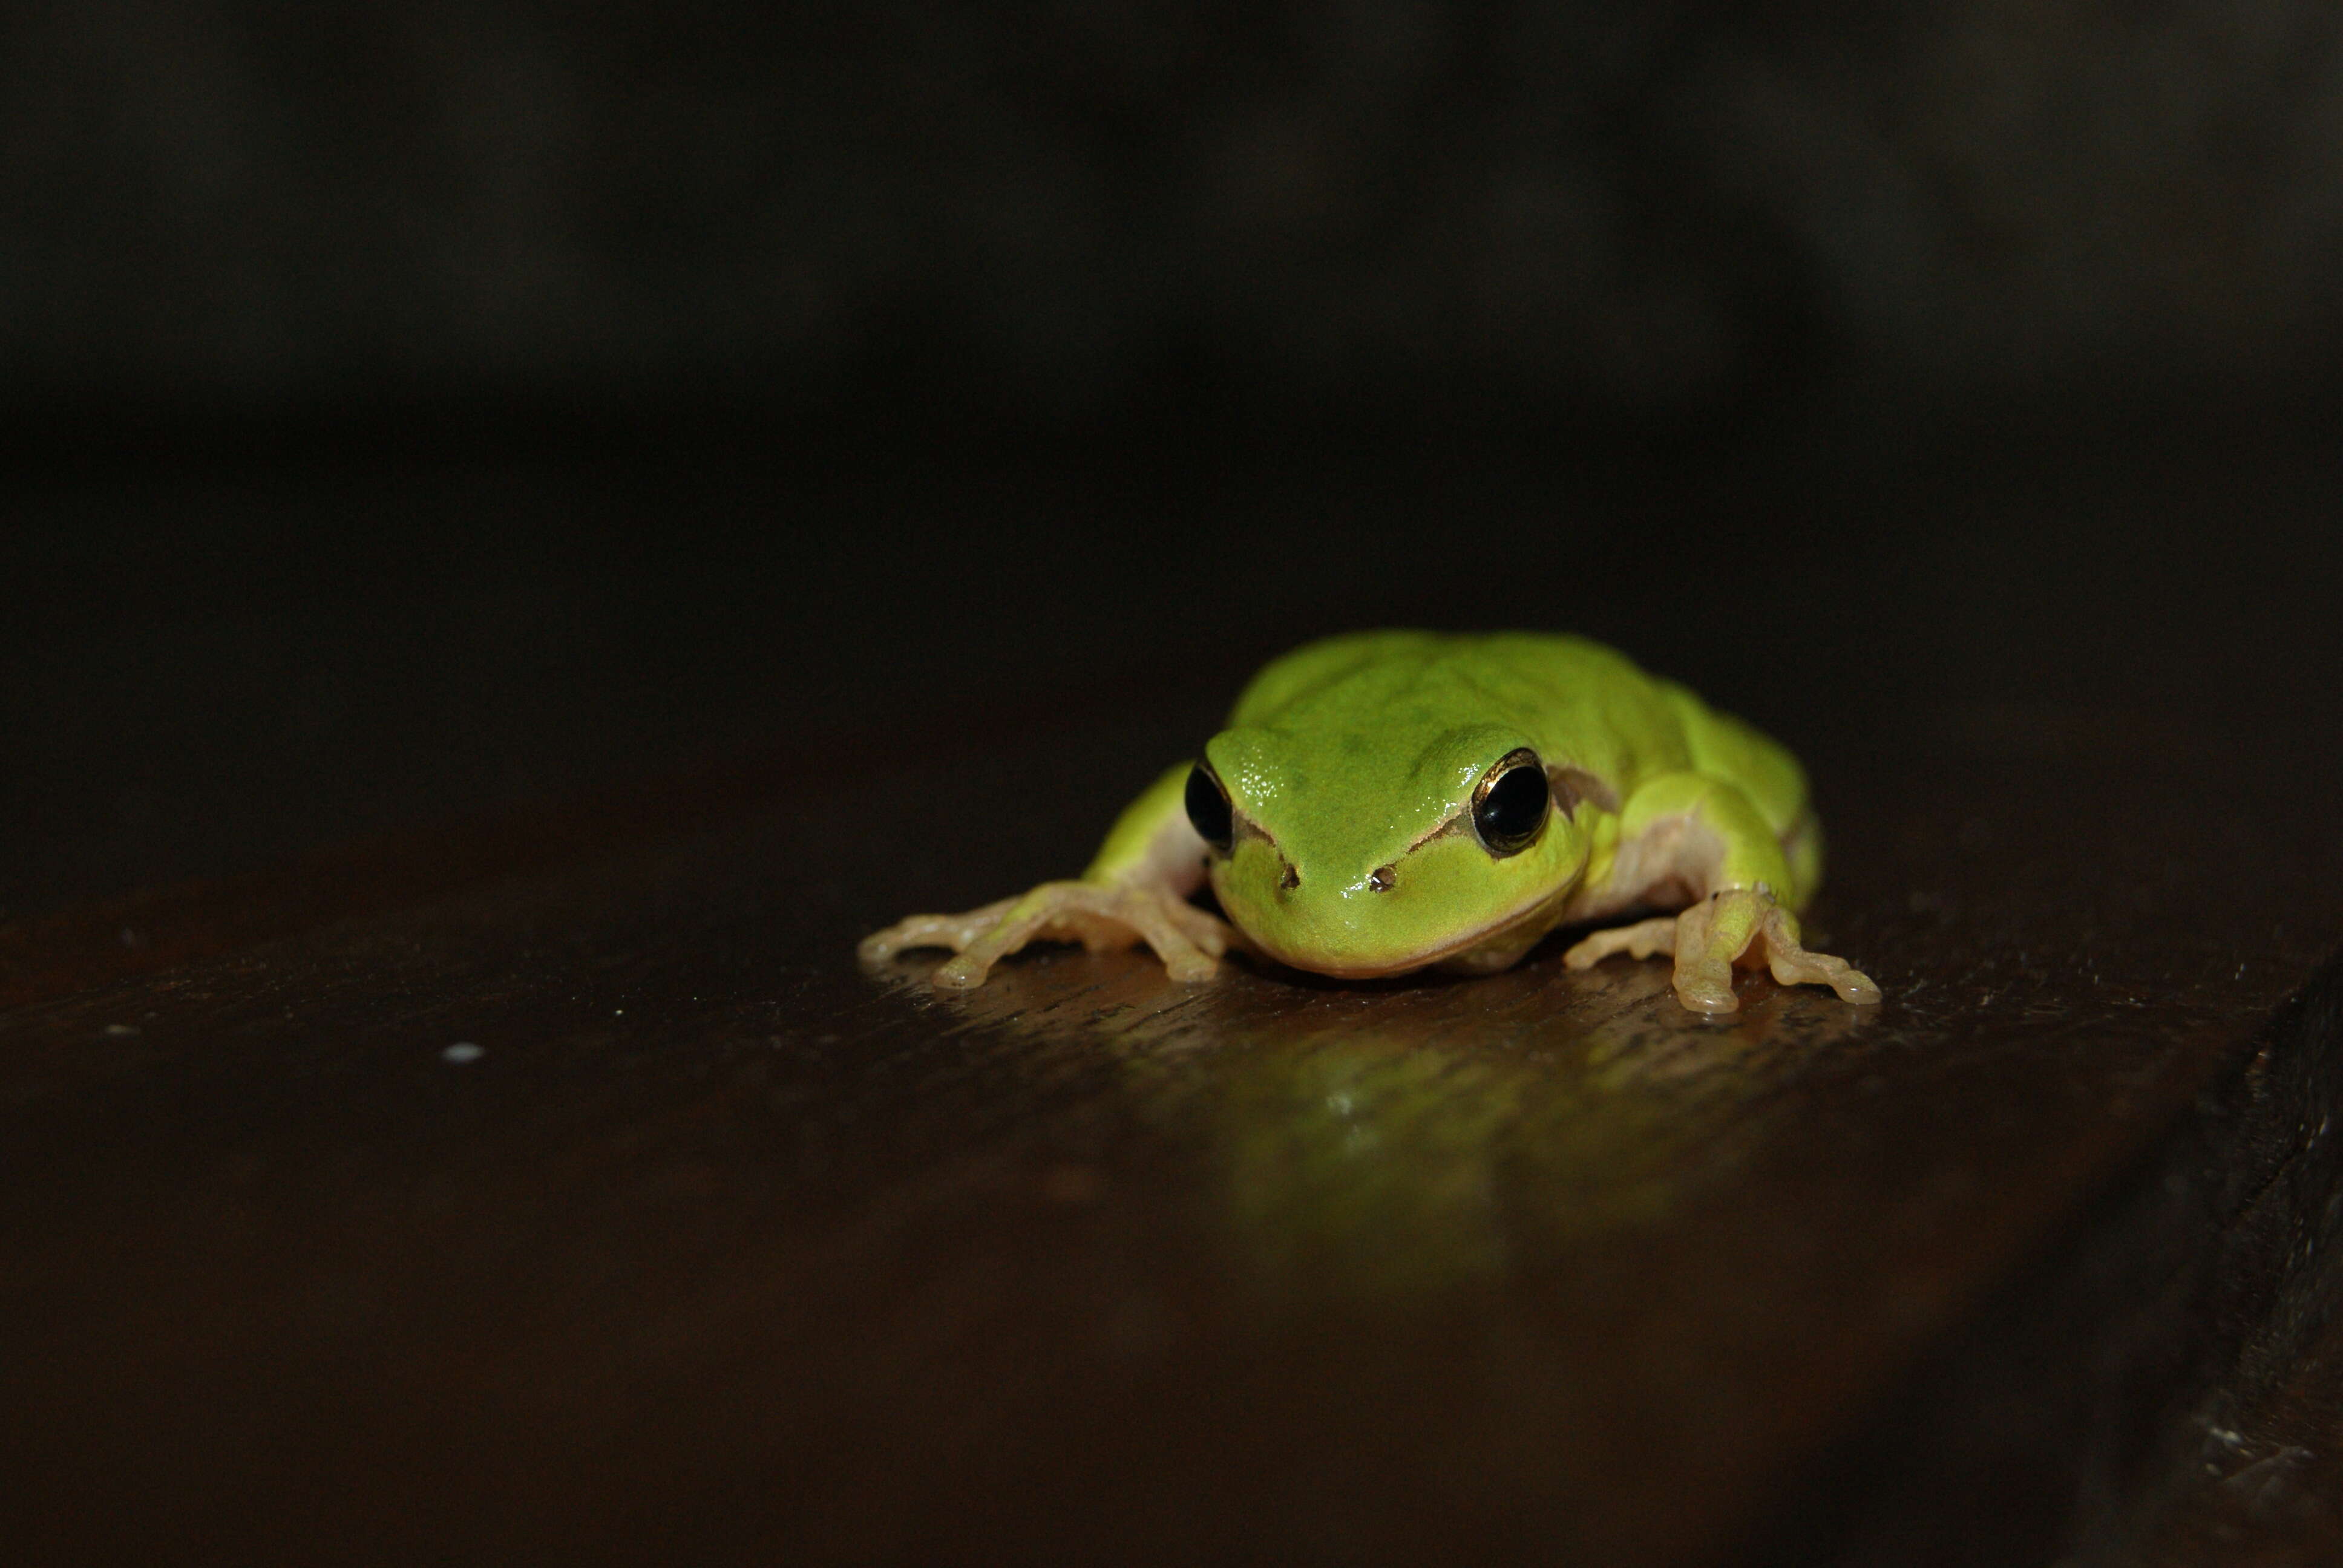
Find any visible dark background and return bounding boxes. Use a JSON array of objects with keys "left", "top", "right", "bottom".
[{"left": 7, "top": 0, "right": 2342, "bottom": 916}]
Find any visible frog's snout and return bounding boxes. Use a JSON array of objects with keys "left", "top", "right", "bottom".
[{"left": 1262, "top": 866, "right": 1421, "bottom": 960}]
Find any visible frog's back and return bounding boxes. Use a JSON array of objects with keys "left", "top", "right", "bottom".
[
  {"left": 1649, "top": 677, "right": 1808, "bottom": 837},
  {"left": 1228, "top": 630, "right": 1805, "bottom": 830}
]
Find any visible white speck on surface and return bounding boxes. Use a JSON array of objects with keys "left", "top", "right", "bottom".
[
  {"left": 442, "top": 1042, "right": 485, "bottom": 1064},
  {"left": 614, "top": 1008, "right": 625, "bottom": 1016},
  {"left": 103, "top": 1023, "right": 142, "bottom": 1037}
]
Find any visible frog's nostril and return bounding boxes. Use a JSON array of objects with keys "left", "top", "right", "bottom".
[
  {"left": 1368, "top": 865, "right": 1396, "bottom": 892},
  {"left": 1280, "top": 861, "right": 1300, "bottom": 890}
]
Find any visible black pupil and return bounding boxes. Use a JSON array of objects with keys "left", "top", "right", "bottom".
[
  {"left": 1185, "top": 765, "right": 1234, "bottom": 852},
  {"left": 1475, "top": 764, "right": 1549, "bottom": 851}
]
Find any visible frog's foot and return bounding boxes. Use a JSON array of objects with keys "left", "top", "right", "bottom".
[
  {"left": 859, "top": 881, "right": 1237, "bottom": 989},
  {"left": 1665, "top": 887, "right": 1883, "bottom": 1016},
  {"left": 857, "top": 897, "right": 1021, "bottom": 965}
]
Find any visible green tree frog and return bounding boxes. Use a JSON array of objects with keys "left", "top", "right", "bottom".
[{"left": 862, "top": 631, "right": 1881, "bottom": 1015}]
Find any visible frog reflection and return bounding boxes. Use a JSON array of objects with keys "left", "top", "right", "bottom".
[{"left": 895, "top": 947, "right": 1874, "bottom": 1306}]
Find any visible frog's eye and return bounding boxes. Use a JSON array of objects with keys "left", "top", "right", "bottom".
[
  {"left": 1185, "top": 763, "right": 1234, "bottom": 855},
  {"left": 1472, "top": 748, "right": 1550, "bottom": 857}
]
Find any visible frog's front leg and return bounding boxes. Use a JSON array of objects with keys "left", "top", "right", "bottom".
[
  {"left": 1660, "top": 886, "right": 1880, "bottom": 1013},
  {"left": 859, "top": 763, "right": 1240, "bottom": 988},
  {"left": 1563, "top": 771, "right": 1881, "bottom": 1014}
]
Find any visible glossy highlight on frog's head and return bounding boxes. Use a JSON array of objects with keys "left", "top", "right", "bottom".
[{"left": 1187, "top": 720, "right": 1588, "bottom": 979}]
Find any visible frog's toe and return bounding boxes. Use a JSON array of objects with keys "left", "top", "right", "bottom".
[
  {"left": 1671, "top": 953, "right": 1743, "bottom": 1014},
  {"left": 1665, "top": 893, "right": 1751, "bottom": 1014},
  {"left": 1162, "top": 898, "right": 1239, "bottom": 959},
  {"left": 930, "top": 952, "right": 997, "bottom": 989},
  {"left": 1828, "top": 967, "right": 1884, "bottom": 1006},
  {"left": 1563, "top": 916, "right": 1678, "bottom": 971},
  {"left": 859, "top": 898, "right": 1015, "bottom": 964},
  {"left": 857, "top": 922, "right": 924, "bottom": 964},
  {"left": 923, "top": 884, "right": 1087, "bottom": 985},
  {"left": 879, "top": 881, "right": 1233, "bottom": 989},
  {"left": 1105, "top": 889, "right": 1225, "bottom": 983},
  {"left": 1158, "top": 947, "right": 1219, "bottom": 984},
  {"left": 1758, "top": 908, "right": 1881, "bottom": 1005}
]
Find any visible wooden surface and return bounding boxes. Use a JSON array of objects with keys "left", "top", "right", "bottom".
[
  {"left": 10, "top": 431, "right": 2343, "bottom": 1564},
  {"left": 8, "top": 678, "right": 2343, "bottom": 1565}
]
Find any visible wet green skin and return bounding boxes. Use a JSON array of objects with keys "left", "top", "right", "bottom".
[
  {"left": 863, "top": 630, "right": 1879, "bottom": 1013},
  {"left": 1167, "top": 630, "right": 1810, "bottom": 976}
]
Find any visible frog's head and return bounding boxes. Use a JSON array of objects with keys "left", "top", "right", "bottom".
[{"left": 1190, "top": 721, "right": 1592, "bottom": 979}]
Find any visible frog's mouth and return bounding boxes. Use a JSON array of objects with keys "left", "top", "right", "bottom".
[{"left": 1233, "top": 883, "right": 1575, "bottom": 982}]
